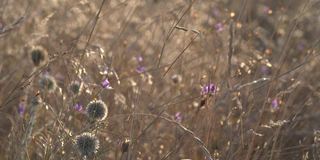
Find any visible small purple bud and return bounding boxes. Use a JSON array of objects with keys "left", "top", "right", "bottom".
[
  {"left": 271, "top": 99, "right": 279, "bottom": 110},
  {"left": 215, "top": 23, "right": 224, "bottom": 32},
  {"left": 18, "top": 103, "right": 25, "bottom": 117},
  {"left": 260, "top": 65, "right": 271, "bottom": 75},
  {"left": 101, "top": 78, "right": 112, "bottom": 89},
  {"left": 74, "top": 103, "right": 83, "bottom": 112},
  {"left": 201, "top": 83, "right": 216, "bottom": 95},
  {"left": 174, "top": 112, "right": 182, "bottom": 123},
  {"left": 136, "top": 65, "right": 146, "bottom": 73}
]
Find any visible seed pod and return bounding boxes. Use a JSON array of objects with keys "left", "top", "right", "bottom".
[
  {"left": 30, "top": 46, "right": 47, "bottom": 66},
  {"left": 121, "top": 139, "right": 130, "bottom": 153}
]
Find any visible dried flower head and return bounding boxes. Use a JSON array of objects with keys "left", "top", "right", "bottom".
[
  {"left": 39, "top": 75, "right": 56, "bottom": 92},
  {"left": 69, "top": 81, "right": 83, "bottom": 95},
  {"left": 30, "top": 46, "right": 47, "bottom": 66},
  {"left": 74, "top": 132, "right": 99, "bottom": 157},
  {"left": 86, "top": 100, "right": 108, "bottom": 121}
]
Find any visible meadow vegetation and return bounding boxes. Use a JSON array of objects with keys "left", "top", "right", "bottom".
[{"left": 0, "top": 0, "right": 320, "bottom": 159}]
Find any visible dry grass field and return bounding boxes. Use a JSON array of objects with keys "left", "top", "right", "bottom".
[{"left": 0, "top": 0, "right": 320, "bottom": 159}]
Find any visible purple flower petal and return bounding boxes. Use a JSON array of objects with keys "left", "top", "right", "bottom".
[
  {"left": 201, "top": 83, "right": 216, "bottom": 95},
  {"left": 101, "top": 78, "right": 112, "bottom": 89},
  {"left": 136, "top": 65, "right": 146, "bottom": 73},
  {"left": 18, "top": 103, "right": 25, "bottom": 117},
  {"left": 260, "top": 65, "right": 271, "bottom": 75},
  {"left": 174, "top": 112, "right": 182, "bottom": 123},
  {"left": 215, "top": 23, "right": 224, "bottom": 32},
  {"left": 74, "top": 103, "right": 83, "bottom": 112},
  {"left": 271, "top": 99, "right": 279, "bottom": 110}
]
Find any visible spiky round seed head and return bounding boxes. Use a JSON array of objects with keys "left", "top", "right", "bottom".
[
  {"left": 30, "top": 47, "right": 47, "bottom": 66},
  {"left": 39, "top": 75, "right": 56, "bottom": 92},
  {"left": 69, "top": 81, "right": 83, "bottom": 95},
  {"left": 86, "top": 100, "right": 108, "bottom": 121},
  {"left": 74, "top": 132, "right": 99, "bottom": 157}
]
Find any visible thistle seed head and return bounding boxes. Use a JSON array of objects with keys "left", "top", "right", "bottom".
[
  {"left": 86, "top": 100, "right": 108, "bottom": 121},
  {"left": 74, "top": 132, "right": 99, "bottom": 157},
  {"left": 30, "top": 46, "right": 47, "bottom": 66},
  {"left": 39, "top": 75, "right": 57, "bottom": 92}
]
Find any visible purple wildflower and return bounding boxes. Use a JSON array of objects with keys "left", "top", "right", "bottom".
[
  {"left": 74, "top": 103, "right": 83, "bottom": 112},
  {"left": 260, "top": 65, "right": 271, "bottom": 75},
  {"left": 201, "top": 83, "right": 216, "bottom": 95},
  {"left": 135, "top": 55, "right": 146, "bottom": 73},
  {"left": 136, "top": 65, "right": 146, "bottom": 73},
  {"left": 271, "top": 98, "right": 279, "bottom": 110},
  {"left": 18, "top": 102, "right": 26, "bottom": 117},
  {"left": 101, "top": 78, "right": 112, "bottom": 89},
  {"left": 174, "top": 112, "right": 182, "bottom": 123},
  {"left": 215, "top": 22, "right": 224, "bottom": 32}
]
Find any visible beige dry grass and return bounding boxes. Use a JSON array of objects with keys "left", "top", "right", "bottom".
[{"left": 0, "top": 0, "right": 320, "bottom": 159}]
